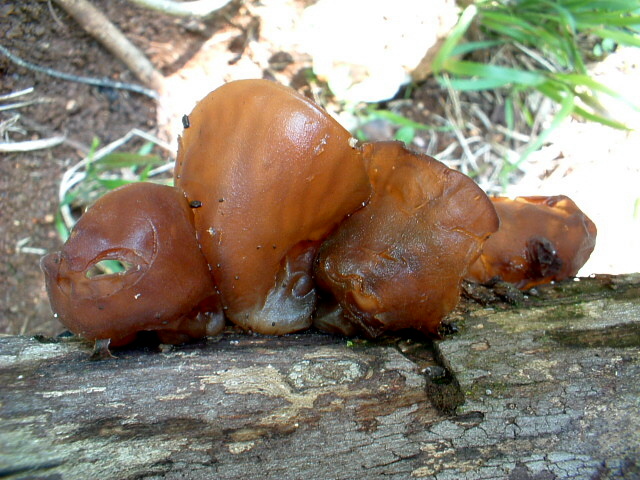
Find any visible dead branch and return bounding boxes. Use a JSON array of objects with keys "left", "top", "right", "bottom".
[
  {"left": 52, "top": 0, "right": 164, "bottom": 92},
  {"left": 0, "top": 45, "right": 159, "bottom": 99},
  {"left": 0, "top": 137, "right": 66, "bottom": 153}
]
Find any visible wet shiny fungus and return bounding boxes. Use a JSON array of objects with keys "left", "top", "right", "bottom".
[
  {"left": 41, "top": 80, "right": 597, "bottom": 350},
  {"left": 465, "top": 195, "right": 597, "bottom": 290}
]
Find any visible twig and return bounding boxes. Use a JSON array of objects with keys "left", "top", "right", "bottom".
[
  {"left": 0, "top": 45, "right": 158, "bottom": 99},
  {"left": 0, "top": 99, "right": 53, "bottom": 112},
  {"left": 0, "top": 114, "right": 22, "bottom": 136},
  {"left": 47, "top": 0, "right": 68, "bottom": 30},
  {"left": 0, "top": 136, "right": 66, "bottom": 152},
  {"left": 0, "top": 87, "right": 35, "bottom": 101},
  {"left": 52, "top": 0, "right": 164, "bottom": 91},
  {"left": 128, "top": 0, "right": 235, "bottom": 17},
  {"left": 494, "top": 124, "right": 532, "bottom": 142}
]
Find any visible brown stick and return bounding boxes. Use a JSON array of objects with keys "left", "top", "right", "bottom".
[{"left": 53, "top": 0, "right": 164, "bottom": 91}]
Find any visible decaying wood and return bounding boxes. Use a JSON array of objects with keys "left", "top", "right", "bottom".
[{"left": 1, "top": 274, "right": 639, "bottom": 479}]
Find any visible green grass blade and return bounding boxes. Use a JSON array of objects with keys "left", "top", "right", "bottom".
[
  {"left": 575, "top": 13, "right": 640, "bottom": 27},
  {"left": 451, "top": 40, "right": 505, "bottom": 56},
  {"left": 443, "top": 76, "right": 513, "bottom": 90},
  {"left": 541, "top": 1, "right": 577, "bottom": 32},
  {"left": 432, "top": 5, "right": 478, "bottom": 73},
  {"left": 95, "top": 152, "right": 163, "bottom": 169},
  {"left": 592, "top": 27, "right": 640, "bottom": 47},
  {"left": 536, "top": 82, "right": 630, "bottom": 129},
  {"left": 54, "top": 211, "right": 70, "bottom": 242},
  {"left": 366, "top": 109, "right": 452, "bottom": 131},
  {"left": 96, "top": 178, "right": 137, "bottom": 190},
  {"left": 445, "top": 61, "right": 548, "bottom": 87},
  {"left": 505, "top": 95, "right": 515, "bottom": 131}
]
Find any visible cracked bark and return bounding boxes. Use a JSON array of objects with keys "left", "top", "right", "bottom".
[{"left": 1, "top": 274, "right": 639, "bottom": 480}]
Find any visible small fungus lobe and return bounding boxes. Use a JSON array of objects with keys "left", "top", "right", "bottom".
[{"left": 465, "top": 195, "right": 597, "bottom": 290}]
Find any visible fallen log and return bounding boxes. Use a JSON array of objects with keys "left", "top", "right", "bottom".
[{"left": 1, "top": 274, "right": 639, "bottom": 479}]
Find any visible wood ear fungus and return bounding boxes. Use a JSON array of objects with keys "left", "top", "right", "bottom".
[
  {"left": 314, "top": 142, "right": 500, "bottom": 337},
  {"left": 174, "top": 79, "right": 371, "bottom": 335},
  {"left": 40, "top": 183, "right": 223, "bottom": 346},
  {"left": 41, "top": 80, "right": 598, "bottom": 348},
  {"left": 465, "top": 195, "right": 597, "bottom": 290}
]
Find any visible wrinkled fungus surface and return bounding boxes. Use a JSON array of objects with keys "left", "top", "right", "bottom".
[
  {"left": 41, "top": 183, "right": 222, "bottom": 346},
  {"left": 466, "top": 195, "right": 597, "bottom": 290},
  {"left": 175, "top": 79, "right": 371, "bottom": 334},
  {"left": 314, "top": 142, "right": 500, "bottom": 337}
]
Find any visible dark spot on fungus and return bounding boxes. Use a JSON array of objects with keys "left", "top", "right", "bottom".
[
  {"left": 465, "top": 195, "right": 597, "bottom": 290},
  {"left": 182, "top": 114, "right": 190, "bottom": 128},
  {"left": 189, "top": 200, "right": 202, "bottom": 208}
]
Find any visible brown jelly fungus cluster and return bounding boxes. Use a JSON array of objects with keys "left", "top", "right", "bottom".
[{"left": 41, "top": 80, "right": 596, "bottom": 347}]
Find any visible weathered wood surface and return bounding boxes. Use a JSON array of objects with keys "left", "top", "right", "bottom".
[{"left": 1, "top": 274, "right": 639, "bottom": 480}]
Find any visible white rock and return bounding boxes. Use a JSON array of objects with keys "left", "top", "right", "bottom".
[{"left": 298, "top": 0, "right": 458, "bottom": 103}]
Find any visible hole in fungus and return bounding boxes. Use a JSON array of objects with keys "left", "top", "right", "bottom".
[{"left": 85, "top": 259, "right": 137, "bottom": 279}]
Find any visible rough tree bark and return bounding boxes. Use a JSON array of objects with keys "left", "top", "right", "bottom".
[{"left": 1, "top": 274, "right": 639, "bottom": 480}]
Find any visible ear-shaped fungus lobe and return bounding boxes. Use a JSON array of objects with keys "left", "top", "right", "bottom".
[
  {"left": 466, "top": 195, "right": 597, "bottom": 290},
  {"left": 175, "top": 80, "right": 371, "bottom": 335},
  {"left": 314, "top": 142, "right": 499, "bottom": 337},
  {"left": 40, "top": 183, "right": 221, "bottom": 345}
]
